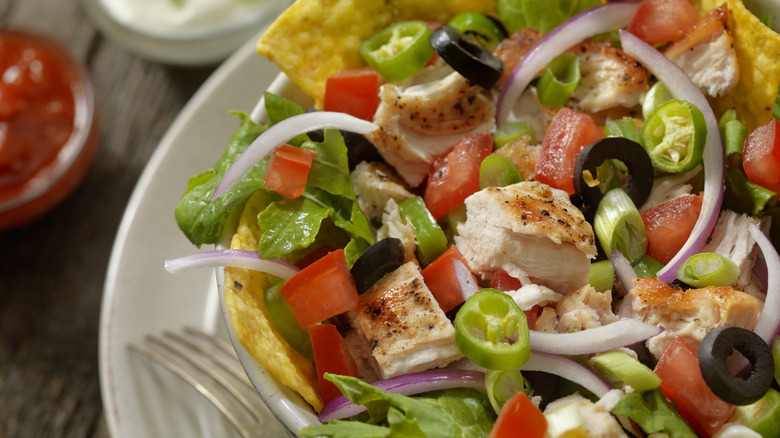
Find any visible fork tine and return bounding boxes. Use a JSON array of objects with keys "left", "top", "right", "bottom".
[
  {"left": 180, "top": 327, "right": 253, "bottom": 386},
  {"left": 129, "top": 331, "right": 266, "bottom": 438}
]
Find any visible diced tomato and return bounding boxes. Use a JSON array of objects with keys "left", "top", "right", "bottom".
[
  {"left": 743, "top": 118, "right": 780, "bottom": 194},
  {"left": 424, "top": 132, "right": 494, "bottom": 219},
  {"left": 488, "top": 392, "right": 547, "bottom": 438},
  {"left": 489, "top": 272, "right": 539, "bottom": 330},
  {"left": 279, "top": 249, "right": 359, "bottom": 328},
  {"left": 323, "top": 68, "right": 380, "bottom": 121},
  {"left": 654, "top": 336, "right": 735, "bottom": 437},
  {"left": 264, "top": 144, "right": 315, "bottom": 199},
  {"left": 420, "top": 245, "right": 475, "bottom": 313},
  {"left": 534, "top": 108, "right": 603, "bottom": 195},
  {"left": 628, "top": 0, "right": 700, "bottom": 46},
  {"left": 641, "top": 194, "right": 702, "bottom": 264},
  {"left": 309, "top": 323, "right": 360, "bottom": 403}
]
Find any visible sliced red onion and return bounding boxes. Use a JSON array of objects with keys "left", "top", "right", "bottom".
[
  {"left": 452, "top": 258, "right": 479, "bottom": 301},
  {"left": 609, "top": 250, "right": 636, "bottom": 292},
  {"left": 748, "top": 224, "right": 780, "bottom": 344},
  {"left": 618, "top": 30, "right": 725, "bottom": 283},
  {"left": 318, "top": 369, "right": 485, "bottom": 422},
  {"left": 529, "top": 319, "right": 663, "bottom": 355},
  {"left": 521, "top": 351, "right": 612, "bottom": 398},
  {"left": 211, "top": 112, "right": 378, "bottom": 200},
  {"left": 496, "top": 2, "right": 640, "bottom": 125},
  {"left": 164, "top": 249, "right": 299, "bottom": 280}
]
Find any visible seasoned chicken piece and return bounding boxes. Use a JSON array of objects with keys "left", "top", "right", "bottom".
[
  {"left": 702, "top": 210, "right": 771, "bottom": 292},
  {"left": 494, "top": 28, "right": 544, "bottom": 85},
  {"left": 493, "top": 135, "right": 540, "bottom": 180},
  {"left": 529, "top": 284, "right": 619, "bottom": 333},
  {"left": 569, "top": 40, "right": 649, "bottom": 113},
  {"left": 544, "top": 393, "right": 629, "bottom": 438},
  {"left": 639, "top": 166, "right": 700, "bottom": 212},
  {"left": 367, "top": 64, "right": 495, "bottom": 187},
  {"left": 352, "top": 262, "right": 462, "bottom": 378},
  {"left": 627, "top": 277, "right": 762, "bottom": 358},
  {"left": 663, "top": 5, "right": 739, "bottom": 98},
  {"left": 503, "top": 283, "right": 562, "bottom": 311},
  {"left": 376, "top": 198, "right": 418, "bottom": 265},
  {"left": 343, "top": 329, "right": 379, "bottom": 382},
  {"left": 351, "top": 161, "right": 414, "bottom": 222},
  {"left": 455, "top": 181, "right": 597, "bottom": 294}
]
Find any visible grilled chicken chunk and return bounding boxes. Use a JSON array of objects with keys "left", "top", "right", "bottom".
[
  {"left": 663, "top": 5, "right": 739, "bottom": 97},
  {"left": 455, "top": 181, "right": 597, "bottom": 294},
  {"left": 352, "top": 261, "right": 462, "bottom": 379},
  {"left": 626, "top": 277, "right": 761, "bottom": 358},
  {"left": 377, "top": 198, "right": 418, "bottom": 265},
  {"left": 367, "top": 64, "right": 495, "bottom": 187},
  {"left": 351, "top": 161, "right": 414, "bottom": 222},
  {"left": 494, "top": 28, "right": 545, "bottom": 86},
  {"left": 535, "top": 284, "right": 620, "bottom": 333},
  {"left": 544, "top": 393, "right": 629, "bottom": 438}
]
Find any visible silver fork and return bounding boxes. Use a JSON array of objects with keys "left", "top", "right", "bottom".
[{"left": 129, "top": 327, "right": 271, "bottom": 438}]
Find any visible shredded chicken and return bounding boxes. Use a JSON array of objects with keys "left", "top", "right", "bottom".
[
  {"left": 532, "top": 284, "right": 619, "bottom": 333},
  {"left": 376, "top": 199, "right": 418, "bottom": 266},
  {"left": 351, "top": 161, "right": 414, "bottom": 222}
]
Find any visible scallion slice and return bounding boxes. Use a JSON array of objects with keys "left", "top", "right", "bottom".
[
  {"left": 494, "top": 121, "right": 536, "bottom": 148},
  {"left": 604, "top": 118, "right": 640, "bottom": 143},
  {"left": 641, "top": 81, "right": 673, "bottom": 120},
  {"left": 479, "top": 155, "right": 523, "bottom": 189},
  {"left": 588, "top": 260, "right": 614, "bottom": 292},
  {"left": 594, "top": 188, "right": 647, "bottom": 262},
  {"left": 485, "top": 368, "right": 529, "bottom": 414},
  {"left": 536, "top": 53, "right": 580, "bottom": 107},
  {"left": 676, "top": 252, "right": 739, "bottom": 287},
  {"left": 590, "top": 350, "right": 661, "bottom": 393}
]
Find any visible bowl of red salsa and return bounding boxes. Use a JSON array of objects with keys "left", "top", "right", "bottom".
[{"left": 0, "top": 29, "right": 99, "bottom": 231}]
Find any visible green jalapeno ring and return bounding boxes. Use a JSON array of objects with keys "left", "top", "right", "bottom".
[
  {"left": 447, "top": 12, "right": 507, "bottom": 51},
  {"left": 640, "top": 99, "right": 707, "bottom": 174},
  {"left": 454, "top": 288, "right": 531, "bottom": 370},
  {"left": 358, "top": 20, "right": 434, "bottom": 82}
]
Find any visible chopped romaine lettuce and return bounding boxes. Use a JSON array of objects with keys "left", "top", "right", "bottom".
[
  {"left": 496, "top": 0, "right": 602, "bottom": 34},
  {"left": 612, "top": 389, "right": 697, "bottom": 438}
]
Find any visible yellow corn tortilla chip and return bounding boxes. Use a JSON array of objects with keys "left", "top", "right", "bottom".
[
  {"left": 693, "top": 0, "right": 780, "bottom": 130},
  {"left": 257, "top": 0, "right": 497, "bottom": 106},
  {"left": 224, "top": 190, "right": 323, "bottom": 411}
]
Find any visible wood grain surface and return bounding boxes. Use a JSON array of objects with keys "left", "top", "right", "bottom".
[{"left": 0, "top": 1, "right": 219, "bottom": 436}]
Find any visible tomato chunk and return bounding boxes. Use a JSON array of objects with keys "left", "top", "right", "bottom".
[
  {"left": 628, "top": 0, "right": 700, "bottom": 46},
  {"left": 534, "top": 108, "right": 603, "bottom": 195},
  {"left": 264, "top": 144, "right": 315, "bottom": 199},
  {"left": 420, "top": 245, "right": 475, "bottom": 313},
  {"left": 279, "top": 249, "right": 359, "bottom": 328},
  {"left": 641, "top": 194, "right": 702, "bottom": 264},
  {"left": 743, "top": 118, "right": 780, "bottom": 194},
  {"left": 323, "top": 68, "right": 380, "bottom": 121},
  {"left": 424, "top": 132, "right": 493, "bottom": 219},
  {"left": 654, "top": 336, "right": 734, "bottom": 437},
  {"left": 309, "top": 324, "right": 360, "bottom": 403},
  {"left": 488, "top": 392, "right": 547, "bottom": 438}
]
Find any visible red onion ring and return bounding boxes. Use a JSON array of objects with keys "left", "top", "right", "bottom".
[
  {"left": 211, "top": 112, "right": 378, "bottom": 200},
  {"left": 452, "top": 258, "right": 479, "bottom": 301},
  {"left": 496, "top": 2, "right": 640, "bottom": 125},
  {"left": 748, "top": 224, "right": 780, "bottom": 344},
  {"left": 618, "top": 30, "right": 725, "bottom": 283},
  {"left": 609, "top": 249, "right": 636, "bottom": 292},
  {"left": 318, "top": 369, "right": 485, "bottom": 422},
  {"left": 529, "top": 319, "right": 663, "bottom": 355},
  {"left": 521, "top": 351, "right": 612, "bottom": 398},
  {"left": 164, "top": 249, "right": 299, "bottom": 280}
]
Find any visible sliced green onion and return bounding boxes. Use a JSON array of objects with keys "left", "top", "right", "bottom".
[
  {"left": 588, "top": 260, "right": 614, "bottom": 292},
  {"left": 494, "top": 121, "right": 536, "bottom": 148},
  {"left": 263, "top": 280, "right": 314, "bottom": 361},
  {"left": 545, "top": 401, "right": 584, "bottom": 437},
  {"left": 485, "top": 368, "right": 530, "bottom": 414},
  {"left": 632, "top": 254, "right": 664, "bottom": 278},
  {"left": 594, "top": 188, "right": 647, "bottom": 262},
  {"left": 773, "top": 336, "right": 780, "bottom": 386},
  {"left": 641, "top": 81, "right": 673, "bottom": 120},
  {"left": 724, "top": 168, "right": 778, "bottom": 215},
  {"left": 479, "top": 155, "right": 523, "bottom": 189},
  {"left": 604, "top": 117, "right": 640, "bottom": 143},
  {"left": 537, "top": 53, "right": 580, "bottom": 107},
  {"left": 447, "top": 12, "right": 507, "bottom": 52},
  {"left": 590, "top": 350, "right": 661, "bottom": 393},
  {"left": 718, "top": 108, "right": 748, "bottom": 169},
  {"left": 676, "top": 252, "right": 739, "bottom": 287},
  {"left": 398, "top": 196, "right": 447, "bottom": 266}
]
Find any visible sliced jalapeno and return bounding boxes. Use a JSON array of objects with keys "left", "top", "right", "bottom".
[
  {"left": 359, "top": 21, "right": 433, "bottom": 82},
  {"left": 454, "top": 288, "right": 530, "bottom": 370},
  {"left": 447, "top": 12, "right": 507, "bottom": 51},
  {"left": 640, "top": 99, "right": 706, "bottom": 174},
  {"left": 264, "top": 280, "right": 314, "bottom": 361},
  {"left": 398, "top": 196, "right": 447, "bottom": 266}
]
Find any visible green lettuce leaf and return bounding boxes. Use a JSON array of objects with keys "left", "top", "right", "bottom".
[
  {"left": 299, "top": 374, "right": 495, "bottom": 438},
  {"left": 496, "top": 0, "right": 602, "bottom": 34}
]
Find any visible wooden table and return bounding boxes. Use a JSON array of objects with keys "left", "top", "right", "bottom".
[{"left": 0, "top": 2, "right": 220, "bottom": 436}]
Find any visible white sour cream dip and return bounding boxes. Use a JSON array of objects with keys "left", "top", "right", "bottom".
[{"left": 98, "top": 0, "right": 274, "bottom": 38}]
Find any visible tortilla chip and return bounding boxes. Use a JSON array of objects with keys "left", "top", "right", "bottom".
[
  {"left": 224, "top": 190, "right": 323, "bottom": 411},
  {"left": 257, "top": 0, "right": 497, "bottom": 106},
  {"left": 692, "top": 0, "right": 780, "bottom": 130}
]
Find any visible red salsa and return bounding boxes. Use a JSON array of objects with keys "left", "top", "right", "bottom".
[{"left": 0, "top": 30, "right": 97, "bottom": 230}]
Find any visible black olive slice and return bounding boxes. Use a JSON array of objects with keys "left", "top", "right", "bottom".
[
  {"left": 574, "top": 137, "right": 654, "bottom": 210},
  {"left": 698, "top": 326, "right": 775, "bottom": 406},
  {"left": 350, "top": 238, "right": 405, "bottom": 294},
  {"left": 429, "top": 25, "right": 504, "bottom": 90}
]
